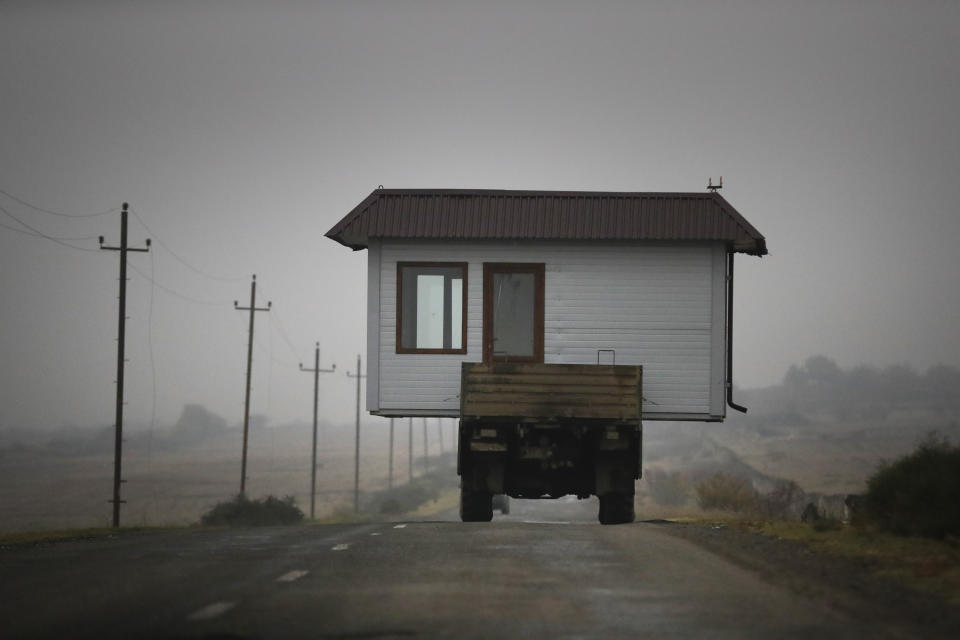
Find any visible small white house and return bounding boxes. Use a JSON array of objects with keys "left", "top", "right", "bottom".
[{"left": 326, "top": 188, "right": 766, "bottom": 422}]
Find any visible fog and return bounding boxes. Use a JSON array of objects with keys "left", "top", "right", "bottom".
[{"left": 2, "top": 1, "right": 959, "bottom": 433}]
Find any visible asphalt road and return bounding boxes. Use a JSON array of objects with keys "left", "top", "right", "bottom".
[{"left": 0, "top": 499, "right": 901, "bottom": 639}]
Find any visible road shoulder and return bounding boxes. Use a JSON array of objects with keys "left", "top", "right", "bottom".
[{"left": 656, "top": 520, "right": 960, "bottom": 639}]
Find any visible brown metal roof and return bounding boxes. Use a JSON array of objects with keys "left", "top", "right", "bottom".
[{"left": 326, "top": 189, "right": 767, "bottom": 256}]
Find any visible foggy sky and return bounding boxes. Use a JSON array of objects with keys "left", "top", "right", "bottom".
[{"left": 2, "top": 1, "right": 958, "bottom": 431}]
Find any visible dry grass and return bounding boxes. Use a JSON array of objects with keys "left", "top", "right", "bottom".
[
  {"left": 749, "top": 520, "right": 960, "bottom": 605},
  {"left": 0, "top": 421, "right": 456, "bottom": 534}
]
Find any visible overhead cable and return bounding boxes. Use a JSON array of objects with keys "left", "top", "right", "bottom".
[
  {"left": 128, "top": 262, "right": 234, "bottom": 307},
  {"left": 0, "top": 186, "right": 117, "bottom": 218},
  {"left": 0, "top": 203, "right": 101, "bottom": 252},
  {"left": 129, "top": 206, "right": 247, "bottom": 283}
]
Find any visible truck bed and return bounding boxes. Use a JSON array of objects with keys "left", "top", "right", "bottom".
[{"left": 460, "top": 362, "right": 642, "bottom": 423}]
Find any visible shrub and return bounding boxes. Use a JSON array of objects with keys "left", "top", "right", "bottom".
[
  {"left": 371, "top": 481, "right": 438, "bottom": 514},
  {"left": 695, "top": 472, "right": 757, "bottom": 512},
  {"left": 755, "top": 480, "right": 803, "bottom": 519},
  {"left": 201, "top": 494, "right": 304, "bottom": 527},
  {"left": 644, "top": 468, "right": 691, "bottom": 506},
  {"left": 812, "top": 517, "right": 843, "bottom": 532},
  {"left": 864, "top": 434, "right": 960, "bottom": 539}
]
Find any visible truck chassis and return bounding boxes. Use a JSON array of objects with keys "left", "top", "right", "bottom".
[{"left": 457, "top": 362, "right": 643, "bottom": 525}]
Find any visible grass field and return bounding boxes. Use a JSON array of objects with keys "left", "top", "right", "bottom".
[{"left": 0, "top": 419, "right": 458, "bottom": 533}]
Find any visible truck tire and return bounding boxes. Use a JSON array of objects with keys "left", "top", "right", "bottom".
[
  {"left": 460, "top": 487, "right": 493, "bottom": 522},
  {"left": 598, "top": 493, "right": 635, "bottom": 525}
]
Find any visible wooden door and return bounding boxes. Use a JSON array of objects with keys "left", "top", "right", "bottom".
[{"left": 482, "top": 263, "right": 544, "bottom": 363}]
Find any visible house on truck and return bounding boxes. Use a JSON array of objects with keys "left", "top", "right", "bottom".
[
  {"left": 326, "top": 187, "right": 766, "bottom": 522},
  {"left": 326, "top": 188, "right": 766, "bottom": 420}
]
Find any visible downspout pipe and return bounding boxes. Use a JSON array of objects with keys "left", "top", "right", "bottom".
[{"left": 726, "top": 251, "right": 748, "bottom": 413}]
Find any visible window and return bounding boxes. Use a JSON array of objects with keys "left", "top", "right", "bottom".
[
  {"left": 397, "top": 262, "right": 467, "bottom": 354},
  {"left": 483, "top": 263, "right": 545, "bottom": 363}
]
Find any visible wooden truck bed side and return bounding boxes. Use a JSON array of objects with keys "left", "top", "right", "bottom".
[{"left": 460, "top": 362, "right": 642, "bottom": 423}]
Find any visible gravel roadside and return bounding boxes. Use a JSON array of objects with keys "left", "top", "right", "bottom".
[{"left": 656, "top": 520, "right": 960, "bottom": 639}]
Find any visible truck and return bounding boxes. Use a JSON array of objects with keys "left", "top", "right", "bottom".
[{"left": 458, "top": 361, "right": 642, "bottom": 524}]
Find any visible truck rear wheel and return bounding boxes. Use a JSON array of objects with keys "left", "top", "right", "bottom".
[
  {"left": 460, "top": 487, "right": 493, "bottom": 522},
  {"left": 598, "top": 493, "right": 635, "bottom": 525}
]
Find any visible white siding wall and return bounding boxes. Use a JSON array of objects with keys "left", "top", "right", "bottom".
[{"left": 369, "top": 239, "right": 727, "bottom": 421}]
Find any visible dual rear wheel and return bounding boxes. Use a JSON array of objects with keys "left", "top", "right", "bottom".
[
  {"left": 598, "top": 493, "right": 635, "bottom": 525},
  {"left": 460, "top": 487, "right": 493, "bottom": 522}
]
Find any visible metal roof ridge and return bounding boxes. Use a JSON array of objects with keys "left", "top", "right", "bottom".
[{"left": 373, "top": 188, "right": 718, "bottom": 198}]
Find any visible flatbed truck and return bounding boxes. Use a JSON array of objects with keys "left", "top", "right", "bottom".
[{"left": 458, "top": 362, "right": 643, "bottom": 525}]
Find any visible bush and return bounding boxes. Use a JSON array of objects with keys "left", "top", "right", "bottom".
[
  {"left": 371, "top": 481, "right": 439, "bottom": 514},
  {"left": 755, "top": 480, "right": 802, "bottom": 519},
  {"left": 864, "top": 434, "right": 960, "bottom": 538},
  {"left": 644, "top": 468, "right": 691, "bottom": 506},
  {"left": 201, "top": 494, "right": 304, "bottom": 527},
  {"left": 695, "top": 472, "right": 757, "bottom": 512}
]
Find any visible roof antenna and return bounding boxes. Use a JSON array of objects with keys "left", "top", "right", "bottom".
[{"left": 707, "top": 176, "right": 723, "bottom": 192}]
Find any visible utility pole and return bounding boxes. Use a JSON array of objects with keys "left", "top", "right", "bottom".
[
  {"left": 423, "top": 418, "right": 429, "bottom": 474},
  {"left": 408, "top": 417, "right": 413, "bottom": 482},
  {"left": 388, "top": 418, "right": 395, "bottom": 489},
  {"left": 299, "top": 342, "right": 335, "bottom": 519},
  {"left": 437, "top": 417, "right": 444, "bottom": 454},
  {"left": 346, "top": 355, "right": 366, "bottom": 513},
  {"left": 99, "top": 203, "right": 150, "bottom": 529},
  {"left": 234, "top": 275, "right": 271, "bottom": 497}
]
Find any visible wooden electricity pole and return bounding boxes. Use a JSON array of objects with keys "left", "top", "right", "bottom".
[
  {"left": 437, "top": 417, "right": 444, "bottom": 454},
  {"left": 388, "top": 418, "right": 395, "bottom": 489},
  {"left": 234, "top": 275, "right": 270, "bottom": 497},
  {"left": 99, "top": 202, "right": 150, "bottom": 528},
  {"left": 346, "top": 355, "right": 366, "bottom": 513},
  {"left": 423, "top": 418, "right": 429, "bottom": 474},
  {"left": 299, "top": 342, "right": 335, "bottom": 519}
]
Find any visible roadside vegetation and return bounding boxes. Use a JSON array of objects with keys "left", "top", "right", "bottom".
[
  {"left": 364, "top": 452, "right": 458, "bottom": 516},
  {"left": 863, "top": 434, "right": 960, "bottom": 539},
  {"left": 200, "top": 494, "right": 304, "bottom": 527},
  {"left": 643, "top": 434, "right": 960, "bottom": 605}
]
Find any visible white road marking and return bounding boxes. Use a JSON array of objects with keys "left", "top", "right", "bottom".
[
  {"left": 332, "top": 543, "right": 350, "bottom": 551},
  {"left": 187, "top": 601, "right": 236, "bottom": 621},
  {"left": 276, "top": 570, "right": 309, "bottom": 582},
  {"left": 393, "top": 524, "right": 407, "bottom": 529},
  {"left": 370, "top": 532, "right": 381, "bottom": 536}
]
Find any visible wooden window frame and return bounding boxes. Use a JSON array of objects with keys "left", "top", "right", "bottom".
[
  {"left": 482, "top": 262, "right": 545, "bottom": 364},
  {"left": 396, "top": 261, "right": 468, "bottom": 355}
]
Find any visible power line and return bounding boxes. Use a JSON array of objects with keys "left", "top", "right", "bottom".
[
  {"left": 0, "top": 186, "right": 117, "bottom": 218},
  {"left": 0, "top": 218, "right": 99, "bottom": 242},
  {"left": 128, "top": 262, "right": 234, "bottom": 307},
  {"left": 271, "top": 311, "right": 302, "bottom": 360},
  {"left": 0, "top": 203, "right": 101, "bottom": 252},
  {"left": 129, "top": 206, "right": 247, "bottom": 283},
  {"left": 252, "top": 330, "right": 300, "bottom": 369}
]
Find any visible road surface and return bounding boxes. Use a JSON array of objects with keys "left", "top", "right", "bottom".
[{"left": 0, "top": 499, "right": 912, "bottom": 639}]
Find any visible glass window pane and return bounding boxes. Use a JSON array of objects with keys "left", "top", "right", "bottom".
[
  {"left": 399, "top": 264, "right": 465, "bottom": 352},
  {"left": 492, "top": 272, "right": 534, "bottom": 357},
  {"left": 450, "top": 278, "right": 463, "bottom": 350},
  {"left": 416, "top": 275, "right": 444, "bottom": 348}
]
